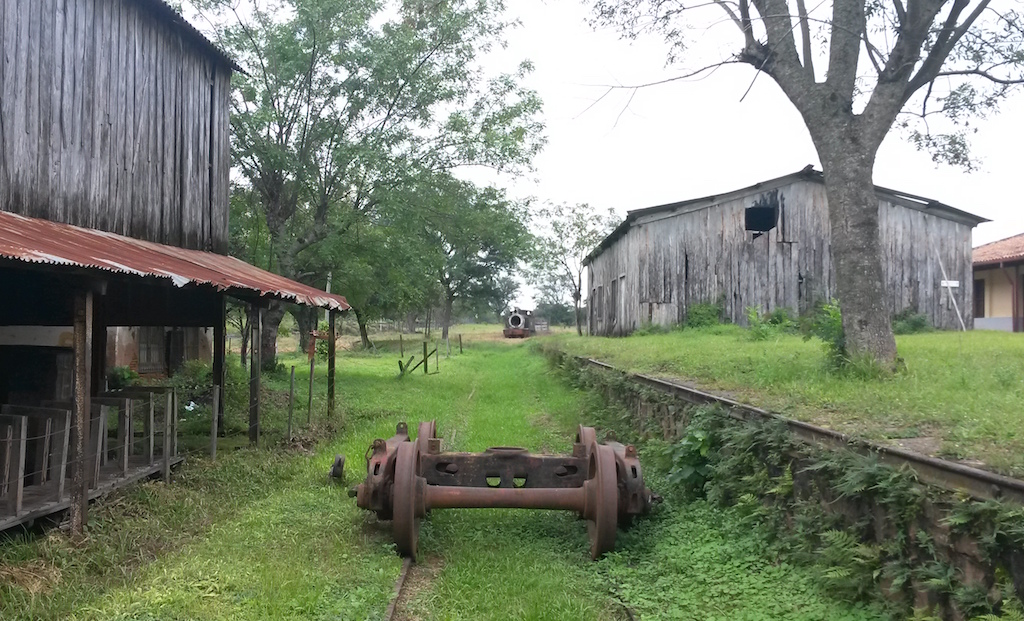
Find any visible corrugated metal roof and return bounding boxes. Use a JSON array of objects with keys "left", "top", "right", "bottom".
[
  {"left": 0, "top": 211, "right": 349, "bottom": 311},
  {"left": 973, "top": 232, "right": 1024, "bottom": 266}
]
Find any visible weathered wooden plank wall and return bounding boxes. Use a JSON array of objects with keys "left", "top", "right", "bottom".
[
  {"left": 588, "top": 179, "right": 975, "bottom": 335},
  {"left": 0, "top": 0, "right": 230, "bottom": 253}
]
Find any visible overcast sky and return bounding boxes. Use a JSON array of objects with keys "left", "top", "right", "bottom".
[{"left": 465, "top": 0, "right": 1023, "bottom": 251}]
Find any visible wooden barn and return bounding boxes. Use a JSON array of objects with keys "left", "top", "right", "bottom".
[
  {"left": 0, "top": 0, "right": 348, "bottom": 532},
  {"left": 585, "top": 168, "right": 987, "bottom": 336}
]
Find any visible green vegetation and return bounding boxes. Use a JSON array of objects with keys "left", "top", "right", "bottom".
[
  {"left": 546, "top": 328, "right": 1024, "bottom": 476},
  {"left": 3, "top": 343, "right": 887, "bottom": 620},
  {"left": 551, "top": 353, "right": 1024, "bottom": 619}
]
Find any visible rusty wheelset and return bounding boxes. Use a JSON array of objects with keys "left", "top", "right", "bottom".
[{"left": 345, "top": 421, "right": 658, "bottom": 560}]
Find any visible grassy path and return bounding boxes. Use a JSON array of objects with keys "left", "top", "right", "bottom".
[{"left": 2, "top": 343, "right": 886, "bottom": 620}]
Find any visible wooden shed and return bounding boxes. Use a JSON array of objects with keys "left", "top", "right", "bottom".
[
  {"left": 0, "top": 0, "right": 348, "bottom": 533},
  {"left": 585, "top": 168, "right": 987, "bottom": 336}
]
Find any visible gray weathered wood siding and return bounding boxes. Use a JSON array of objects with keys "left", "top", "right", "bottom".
[
  {"left": 587, "top": 179, "right": 975, "bottom": 335},
  {"left": 0, "top": 0, "right": 230, "bottom": 252}
]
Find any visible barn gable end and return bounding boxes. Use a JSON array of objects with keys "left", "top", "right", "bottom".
[{"left": 586, "top": 170, "right": 985, "bottom": 335}]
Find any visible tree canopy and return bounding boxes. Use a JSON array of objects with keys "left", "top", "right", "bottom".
[
  {"left": 529, "top": 202, "right": 619, "bottom": 336},
  {"left": 192, "top": 0, "right": 544, "bottom": 364}
]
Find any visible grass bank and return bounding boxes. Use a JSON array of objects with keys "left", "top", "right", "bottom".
[
  {"left": 543, "top": 327, "right": 1024, "bottom": 477},
  {"left": 3, "top": 343, "right": 885, "bottom": 620}
]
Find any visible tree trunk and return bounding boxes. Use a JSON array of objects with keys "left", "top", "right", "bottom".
[
  {"left": 239, "top": 311, "right": 250, "bottom": 369},
  {"left": 354, "top": 307, "right": 372, "bottom": 350},
  {"left": 294, "top": 306, "right": 318, "bottom": 354},
  {"left": 441, "top": 296, "right": 454, "bottom": 340},
  {"left": 404, "top": 312, "right": 417, "bottom": 334},
  {"left": 819, "top": 151, "right": 897, "bottom": 369},
  {"left": 260, "top": 301, "right": 287, "bottom": 371},
  {"left": 573, "top": 279, "right": 583, "bottom": 336}
]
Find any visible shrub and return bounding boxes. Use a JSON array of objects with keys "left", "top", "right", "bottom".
[
  {"left": 107, "top": 365, "right": 139, "bottom": 390},
  {"left": 171, "top": 359, "right": 212, "bottom": 404},
  {"left": 892, "top": 309, "right": 934, "bottom": 334},
  {"left": 632, "top": 322, "right": 671, "bottom": 336},
  {"left": 684, "top": 300, "right": 724, "bottom": 329},
  {"left": 801, "top": 299, "right": 847, "bottom": 369},
  {"left": 746, "top": 306, "right": 797, "bottom": 340}
]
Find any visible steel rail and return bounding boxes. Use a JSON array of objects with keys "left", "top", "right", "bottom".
[
  {"left": 577, "top": 356, "right": 1024, "bottom": 505},
  {"left": 384, "top": 557, "right": 414, "bottom": 621}
]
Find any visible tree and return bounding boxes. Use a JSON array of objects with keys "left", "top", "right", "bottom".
[
  {"left": 413, "top": 175, "right": 532, "bottom": 339},
  {"left": 593, "top": 0, "right": 1024, "bottom": 367},
  {"left": 200, "top": 0, "right": 544, "bottom": 367},
  {"left": 529, "top": 203, "right": 619, "bottom": 336}
]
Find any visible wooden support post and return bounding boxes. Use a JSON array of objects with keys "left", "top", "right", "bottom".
[
  {"left": 327, "top": 310, "right": 336, "bottom": 420},
  {"left": 56, "top": 412, "right": 70, "bottom": 501},
  {"left": 93, "top": 406, "right": 107, "bottom": 486},
  {"left": 249, "top": 305, "right": 261, "bottom": 446},
  {"left": 400, "top": 333, "right": 404, "bottom": 357},
  {"left": 146, "top": 394, "right": 155, "bottom": 466},
  {"left": 171, "top": 390, "right": 178, "bottom": 458},
  {"left": 118, "top": 401, "right": 128, "bottom": 475},
  {"left": 423, "top": 341, "right": 428, "bottom": 374},
  {"left": 210, "top": 385, "right": 220, "bottom": 461},
  {"left": 307, "top": 358, "right": 315, "bottom": 425},
  {"left": 213, "top": 296, "right": 227, "bottom": 434},
  {"left": 126, "top": 400, "right": 134, "bottom": 456},
  {"left": 163, "top": 392, "right": 172, "bottom": 483},
  {"left": 287, "top": 366, "right": 295, "bottom": 441},
  {"left": 3, "top": 417, "right": 26, "bottom": 516},
  {"left": 70, "top": 289, "right": 93, "bottom": 535},
  {"left": 459, "top": 334, "right": 463, "bottom": 354}
]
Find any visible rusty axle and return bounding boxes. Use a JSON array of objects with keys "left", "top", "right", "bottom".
[{"left": 345, "top": 420, "right": 657, "bottom": 561}]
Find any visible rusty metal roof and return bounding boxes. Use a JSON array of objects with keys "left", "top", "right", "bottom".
[
  {"left": 0, "top": 211, "right": 349, "bottom": 311},
  {"left": 973, "top": 232, "right": 1024, "bottom": 267}
]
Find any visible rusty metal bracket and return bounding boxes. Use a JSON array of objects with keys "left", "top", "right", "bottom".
[{"left": 348, "top": 420, "right": 658, "bottom": 560}]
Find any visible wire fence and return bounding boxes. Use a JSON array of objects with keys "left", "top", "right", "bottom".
[{"left": 1, "top": 333, "right": 473, "bottom": 527}]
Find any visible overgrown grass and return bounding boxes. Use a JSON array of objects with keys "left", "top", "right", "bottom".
[
  {"left": 3, "top": 343, "right": 888, "bottom": 620},
  {"left": 545, "top": 328, "right": 1024, "bottom": 476}
]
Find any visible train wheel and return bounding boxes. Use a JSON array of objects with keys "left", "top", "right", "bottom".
[
  {"left": 585, "top": 443, "right": 618, "bottom": 559},
  {"left": 393, "top": 442, "right": 421, "bottom": 560}
]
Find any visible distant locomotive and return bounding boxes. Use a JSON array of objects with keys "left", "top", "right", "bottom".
[{"left": 503, "top": 308, "right": 535, "bottom": 338}]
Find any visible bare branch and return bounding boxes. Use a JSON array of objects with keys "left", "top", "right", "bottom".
[
  {"left": 933, "top": 69, "right": 1024, "bottom": 85},
  {"left": 905, "top": 0, "right": 986, "bottom": 97},
  {"left": 794, "top": 0, "right": 815, "bottom": 79}
]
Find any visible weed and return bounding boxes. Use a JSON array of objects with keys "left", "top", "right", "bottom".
[
  {"left": 106, "top": 366, "right": 139, "bottom": 390},
  {"left": 893, "top": 309, "right": 934, "bottom": 335},
  {"left": 684, "top": 300, "right": 724, "bottom": 329}
]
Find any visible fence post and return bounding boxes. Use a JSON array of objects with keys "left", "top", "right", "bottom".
[
  {"left": 287, "top": 366, "right": 295, "bottom": 441},
  {"left": 163, "top": 392, "right": 172, "bottom": 483},
  {"left": 327, "top": 310, "right": 337, "bottom": 420},
  {"left": 436, "top": 339, "right": 440, "bottom": 372},
  {"left": 307, "top": 358, "right": 315, "bottom": 425},
  {"left": 459, "top": 334, "right": 463, "bottom": 354},
  {"left": 423, "top": 341, "right": 428, "bottom": 374},
  {"left": 210, "top": 385, "right": 220, "bottom": 461},
  {"left": 400, "top": 333, "right": 404, "bottom": 357}
]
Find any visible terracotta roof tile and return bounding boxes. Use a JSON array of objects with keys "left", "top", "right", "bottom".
[{"left": 973, "top": 232, "right": 1024, "bottom": 266}]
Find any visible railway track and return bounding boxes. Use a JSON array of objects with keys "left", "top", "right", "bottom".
[{"left": 578, "top": 356, "right": 1024, "bottom": 505}]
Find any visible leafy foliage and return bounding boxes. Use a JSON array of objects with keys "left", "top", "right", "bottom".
[
  {"left": 106, "top": 366, "right": 139, "bottom": 390},
  {"left": 892, "top": 309, "right": 934, "bottom": 335},
  {"left": 528, "top": 202, "right": 619, "bottom": 336},
  {"left": 684, "top": 301, "right": 724, "bottom": 329},
  {"left": 746, "top": 306, "right": 797, "bottom": 341}
]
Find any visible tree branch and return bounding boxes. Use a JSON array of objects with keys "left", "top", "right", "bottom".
[{"left": 794, "top": 0, "right": 816, "bottom": 80}]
